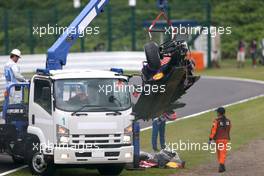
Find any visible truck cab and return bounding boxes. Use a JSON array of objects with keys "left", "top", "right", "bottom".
[{"left": 1, "top": 69, "right": 134, "bottom": 176}]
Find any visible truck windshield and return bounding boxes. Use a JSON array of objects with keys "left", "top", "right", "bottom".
[{"left": 54, "top": 78, "right": 131, "bottom": 112}]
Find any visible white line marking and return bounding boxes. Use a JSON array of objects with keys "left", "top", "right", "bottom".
[
  {"left": 1, "top": 76, "right": 264, "bottom": 175},
  {"left": 0, "top": 165, "right": 28, "bottom": 176},
  {"left": 141, "top": 75, "right": 264, "bottom": 132},
  {"left": 203, "top": 76, "right": 264, "bottom": 85}
]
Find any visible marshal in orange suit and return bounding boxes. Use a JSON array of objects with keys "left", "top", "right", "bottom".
[{"left": 209, "top": 107, "right": 231, "bottom": 173}]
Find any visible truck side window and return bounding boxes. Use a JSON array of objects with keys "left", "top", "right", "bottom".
[{"left": 34, "top": 79, "right": 52, "bottom": 114}]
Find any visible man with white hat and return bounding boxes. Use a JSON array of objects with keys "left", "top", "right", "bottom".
[
  {"left": 4, "top": 49, "right": 26, "bottom": 84},
  {"left": 3, "top": 49, "right": 26, "bottom": 104}
]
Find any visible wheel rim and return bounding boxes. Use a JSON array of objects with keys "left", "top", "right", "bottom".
[{"left": 32, "top": 152, "right": 47, "bottom": 173}]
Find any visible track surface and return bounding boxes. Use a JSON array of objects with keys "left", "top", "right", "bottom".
[
  {"left": 1, "top": 76, "right": 264, "bottom": 174},
  {"left": 139, "top": 77, "right": 264, "bottom": 128}
]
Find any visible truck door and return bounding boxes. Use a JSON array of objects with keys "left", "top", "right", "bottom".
[{"left": 29, "top": 78, "right": 54, "bottom": 144}]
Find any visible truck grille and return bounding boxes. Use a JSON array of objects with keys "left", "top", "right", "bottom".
[
  {"left": 75, "top": 152, "right": 120, "bottom": 158},
  {"left": 70, "top": 134, "right": 122, "bottom": 145}
]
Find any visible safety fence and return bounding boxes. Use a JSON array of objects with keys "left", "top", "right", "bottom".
[
  {"left": 0, "top": 1, "right": 208, "bottom": 55},
  {"left": 0, "top": 52, "right": 146, "bottom": 100}
]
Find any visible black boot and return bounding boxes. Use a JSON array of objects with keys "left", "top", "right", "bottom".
[{"left": 218, "top": 164, "right": 226, "bottom": 173}]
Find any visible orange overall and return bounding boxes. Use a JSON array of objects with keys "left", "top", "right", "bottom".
[{"left": 209, "top": 117, "right": 231, "bottom": 165}]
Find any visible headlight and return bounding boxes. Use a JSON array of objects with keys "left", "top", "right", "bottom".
[
  {"left": 124, "top": 125, "right": 133, "bottom": 144},
  {"left": 57, "top": 125, "right": 69, "bottom": 135},
  {"left": 124, "top": 124, "right": 133, "bottom": 134},
  {"left": 57, "top": 125, "right": 69, "bottom": 144},
  {"left": 123, "top": 135, "right": 132, "bottom": 143}
]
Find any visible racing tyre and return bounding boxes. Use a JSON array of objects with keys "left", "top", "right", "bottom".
[
  {"left": 97, "top": 164, "right": 124, "bottom": 176},
  {"left": 144, "top": 42, "right": 161, "bottom": 70}
]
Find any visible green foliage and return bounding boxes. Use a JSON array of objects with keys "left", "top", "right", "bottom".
[
  {"left": 0, "top": 0, "right": 263, "bottom": 57},
  {"left": 212, "top": 0, "right": 264, "bottom": 58}
]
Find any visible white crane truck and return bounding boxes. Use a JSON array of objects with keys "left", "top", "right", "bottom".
[{"left": 0, "top": 0, "right": 199, "bottom": 175}]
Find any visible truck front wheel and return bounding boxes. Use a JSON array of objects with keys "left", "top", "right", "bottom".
[
  {"left": 28, "top": 151, "right": 54, "bottom": 176},
  {"left": 97, "top": 164, "right": 124, "bottom": 176},
  {"left": 26, "top": 141, "right": 54, "bottom": 176}
]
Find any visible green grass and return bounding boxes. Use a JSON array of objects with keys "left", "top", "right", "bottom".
[
  {"left": 197, "top": 59, "right": 264, "bottom": 81},
  {"left": 9, "top": 96, "right": 264, "bottom": 176}
]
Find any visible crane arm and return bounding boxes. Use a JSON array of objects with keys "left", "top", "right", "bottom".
[{"left": 46, "top": 0, "right": 109, "bottom": 70}]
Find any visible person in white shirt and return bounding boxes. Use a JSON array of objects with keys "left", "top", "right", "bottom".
[
  {"left": 3, "top": 49, "right": 26, "bottom": 104},
  {"left": 4, "top": 49, "right": 26, "bottom": 84}
]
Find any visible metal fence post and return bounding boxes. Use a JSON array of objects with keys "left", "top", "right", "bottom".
[
  {"left": 53, "top": 7, "right": 59, "bottom": 39},
  {"left": 131, "top": 6, "right": 136, "bottom": 51},
  {"left": 206, "top": 0, "right": 212, "bottom": 68},
  {"left": 80, "top": 9, "right": 85, "bottom": 52},
  {"left": 28, "top": 9, "right": 34, "bottom": 54},
  {"left": 167, "top": 4, "right": 171, "bottom": 19},
  {"left": 77, "top": 7, "right": 85, "bottom": 52},
  {"left": 3, "top": 10, "right": 9, "bottom": 55},
  {"left": 80, "top": 37, "right": 85, "bottom": 52},
  {"left": 107, "top": 5, "right": 112, "bottom": 51}
]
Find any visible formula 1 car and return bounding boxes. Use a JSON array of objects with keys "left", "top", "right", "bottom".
[{"left": 133, "top": 39, "right": 200, "bottom": 120}]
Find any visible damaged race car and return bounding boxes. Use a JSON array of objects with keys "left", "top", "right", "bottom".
[{"left": 133, "top": 39, "right": 200, "bottom": 120}]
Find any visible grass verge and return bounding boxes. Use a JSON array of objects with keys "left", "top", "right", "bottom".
[
  {"left": 197, "top": 59, "right": 264, "bottom": 81},
  {"left": 9, "top": 96, "right": 264, "bottom": 176}
]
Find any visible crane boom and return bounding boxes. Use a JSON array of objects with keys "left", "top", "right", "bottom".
[
  {"left": 46, "top": 0, "right": 109, "bottom": 70},
  {"left": 45, "top": 0, "right": 168, "bottom": 71}
]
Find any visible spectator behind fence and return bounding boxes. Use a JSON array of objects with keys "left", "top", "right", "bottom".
[
  {"left": 260, "top": 39, "right": 264, "bottom": 65},
  {"left": 237, "top": 40, "right": 245, "bottom": 68},
  {"left": 250, "top": 39, "right": 257, "bottom": 68}
]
